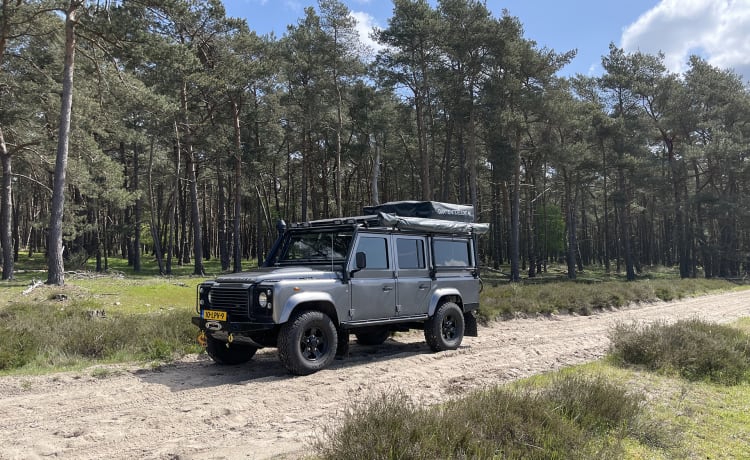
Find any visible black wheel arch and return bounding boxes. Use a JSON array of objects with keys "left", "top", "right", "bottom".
[
  {"left": 435, "top": 294, "right": 464, "bottom": 314},
  {"left": 287, "top": 300, "right": 340, "bottom": 326}
]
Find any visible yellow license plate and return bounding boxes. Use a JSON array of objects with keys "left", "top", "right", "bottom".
[{"left": 202, "top": 310, "right": 226, "bottom": 321}]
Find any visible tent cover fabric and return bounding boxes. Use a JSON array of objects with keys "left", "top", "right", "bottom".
[{"left": 363, "top": 201, "right": 475, "bottom": 223}]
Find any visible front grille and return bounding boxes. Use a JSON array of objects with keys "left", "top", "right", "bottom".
[{"left": 209, "top": 286, "right": 250, "bottom": 320}]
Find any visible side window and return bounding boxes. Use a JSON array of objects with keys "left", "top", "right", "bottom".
[
  {"left": 396, "top": 238, "right": 426, "bottom": 269},
  {"left": 355, "top": 236, "right": 389, "bottom": 269},
  {"left": 433, "top": 239, "right": 471, "bottom": 267}
]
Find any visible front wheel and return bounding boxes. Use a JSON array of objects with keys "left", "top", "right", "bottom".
[
  {"left": 278, "top": 310, "right": 338, "bottom": 375},
  {"left": 424, "top": 302, "right": 464, "bottom": 352},
  {"left": 206, "top": 334, "right": 257, "bottom": 365}
]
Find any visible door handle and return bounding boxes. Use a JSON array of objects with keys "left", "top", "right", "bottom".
[
  {"left": 382, "top": 286, "right": 393, "bottom": 292},
  {"left": 418, "top": 284, "right": 429, "bottom": 290}
]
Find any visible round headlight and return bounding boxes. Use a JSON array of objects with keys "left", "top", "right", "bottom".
[
  {"left": 258, "top": 291, "right": 268, "bottom": 308},
  {"left": 207, "top": 290, "right": 213, "bottom": 304}
]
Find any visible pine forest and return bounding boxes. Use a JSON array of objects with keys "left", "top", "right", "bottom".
[{"left": 1, "top": 0, "right": 749, "bottom": 285}]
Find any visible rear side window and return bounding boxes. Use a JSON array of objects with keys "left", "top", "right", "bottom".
[
  {"left": 396, "top": 238, "right": 426, "bottom": 269},
  {"left": 433, "top": 239, "right": 471, "bottom": 267}
]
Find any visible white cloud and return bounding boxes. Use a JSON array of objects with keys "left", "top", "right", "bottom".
[
  {"left": 350, "top": 11, "right": 384, "bottom": 60},
  {"left": 621, "top": 0, "right": 750, "bottom": 81}
]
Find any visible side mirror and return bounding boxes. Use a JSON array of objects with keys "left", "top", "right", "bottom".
[
  {"left": 356, "top": 251, "right": 367, "bottom": 270},
  {"left": 350, "top": 251, "right": 367, "bottom": 278}
]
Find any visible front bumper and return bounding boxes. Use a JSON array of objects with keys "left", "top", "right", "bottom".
[
  {"left": 192, "top": 316, "right": 276, "bottom": 348},
  {"left": 192, "top": 316, "right": 276, "bottom": 333}
]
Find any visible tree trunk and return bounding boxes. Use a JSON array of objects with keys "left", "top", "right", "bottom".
[
  {"left": 509, "top": 133, "right": 521, "bottom": 282},
  {"left": 467, "top": 94, "right": 478, "bottom": 211},
  {"left": 301, "top": 128, "right": 309, "bottom": 221},
  {"left": 334, "top": 73, "right": 343, "bottom": 217},
  {"left": 617, "top": 165, "right": 635, "bottom": 280},
  {"left": 166, "top": 128, "right": 180, "bottom": 275},
  {"left": 491, "top": 162, "right": 502, "bottom": 269},
  {"left": 232, "top": 100, "right": 242, "bottom": 273},
  {"left": 526, "top": 178, "right": 536, "bottom": 278},
  {"left": 600, "top": 141, "right": 610, "bottom": 273},
  {"left": 188, "top": 146, "right": 206, "bottom": 276},
  {"left": 370, "top": 134, "right": 380, "bottom": 205},
  {"left": 415, "top": 95, "right": 430, "bottom": 201},
  {"left": 148, "top": 139, "right": 164, "bottom": 275},
  {"left": 0, "top": 127, "right": 13, "bottom": 279},
  {"left": 440, "top": 117, "right": 454, "bottom": 202},
  {"left": 47, "top": 2, "right": 79, "bottom": 286},
  {"left": 564, "top": 171, "right": 577, "bottom": 280},
  {"left": 178, "top": 87, "right": 203, "bottom": 275},
  {"left": 217, "top": 158, "right": 229, "bottom": 271},
  {"left": 133, "top": 143, "right": 141, "bottom": 272}
]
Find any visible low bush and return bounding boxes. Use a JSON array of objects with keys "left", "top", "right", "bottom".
[
  {"left": 317, "top": 374, "right": 663, "bottom": 460},
  {"left": 609, "top": 319, "right": 750, "bottom": 385},
  {"left": 543, "top": 374, "right": 643, "bottom": 434}
]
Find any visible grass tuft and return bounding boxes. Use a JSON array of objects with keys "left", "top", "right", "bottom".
[
  {"left": 543, "top": 373, "right": 643, "bottom": 434},
  {"left": 609, "top": 319, "right": 750, "bottom": 385}
]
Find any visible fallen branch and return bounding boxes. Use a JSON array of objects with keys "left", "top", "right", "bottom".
[{"left": 22, "top": 280, "right": 44, "bottom": 296}]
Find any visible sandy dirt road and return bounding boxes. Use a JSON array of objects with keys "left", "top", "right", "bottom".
[{"left": 1, "top": 290, "right": 749, "bottom": 460}]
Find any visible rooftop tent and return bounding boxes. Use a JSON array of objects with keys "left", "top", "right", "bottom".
[
  {"left": 363, "top": 201, "right": 475, "bottom": 223},
  {"left": 378, "top": 212, "right": 490, "bottom": 235}
]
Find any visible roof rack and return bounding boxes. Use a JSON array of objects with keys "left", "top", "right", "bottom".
[{"left": 288, "top": 215, "right": 381, "bottom": 229}]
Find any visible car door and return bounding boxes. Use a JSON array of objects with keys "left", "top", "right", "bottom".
[
  {"left": 348, "top": 233, "right": 396, "bottom": 321},
  {"left": 393, "top": 235, "right": 431, "bottom": 317}
]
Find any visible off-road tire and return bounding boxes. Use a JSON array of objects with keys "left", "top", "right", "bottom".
[
  {"left": 206, "top": 334, "right": 257, "bottom": 365},
  {"left": 355, "top": 328, "right": 391, "bottom": 346},
  {"left": 278, "top": 310, "right": 338, "bottom": 375},
  {"left": 424, "top": 302, "right": 464, "bottom": 351}
]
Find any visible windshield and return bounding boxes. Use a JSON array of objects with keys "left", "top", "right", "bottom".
[{"left": 276, "top": 229, "right": 354, "bottom": 265}]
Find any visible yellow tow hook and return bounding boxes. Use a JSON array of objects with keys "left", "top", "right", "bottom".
[
  {"left": 227, "top": 333, "right": 234, "bottom": 348},
  {"left": 197, "top": 330, "right": 207, "bottom": 348}
]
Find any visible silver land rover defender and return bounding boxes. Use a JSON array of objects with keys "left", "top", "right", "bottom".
[{"left": 192, "top": 201, "right": 489, "bottom": 375}]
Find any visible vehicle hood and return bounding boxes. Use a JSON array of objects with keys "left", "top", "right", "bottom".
[{"left": 214, "top": 266, "right": 340, "bottom": 284}]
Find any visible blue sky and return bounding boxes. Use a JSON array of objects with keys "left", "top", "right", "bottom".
[{"left": 224, "top": 0, "right": 750, "bottom": 82}]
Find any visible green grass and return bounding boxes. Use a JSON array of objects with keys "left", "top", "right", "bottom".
[
  {"left": 601, "top": 363, "right": 750, "bottom": 459},
  {"left": 0, "top": 254, "right": 220, "bottom": 374},
  {"left": 0, "top": 252, "right": 262, "bottom": 314}
]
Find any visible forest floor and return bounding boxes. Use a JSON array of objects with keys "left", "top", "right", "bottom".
[{"left": 1, "top": 290, "right": 749, "bottom": 460}]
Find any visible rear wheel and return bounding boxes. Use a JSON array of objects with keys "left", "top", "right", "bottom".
[
  {"left": 206, "top": 334, "right": 257, "bottom": 365},
  {"left": 424, "top": 302, "right": 464, "bottom": 351},
  {"left": 278, "top": 310, "right": 338, "bottom": 375},
  {"left": 354, "top": 327, "right": 391, "bottom": 346}
]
